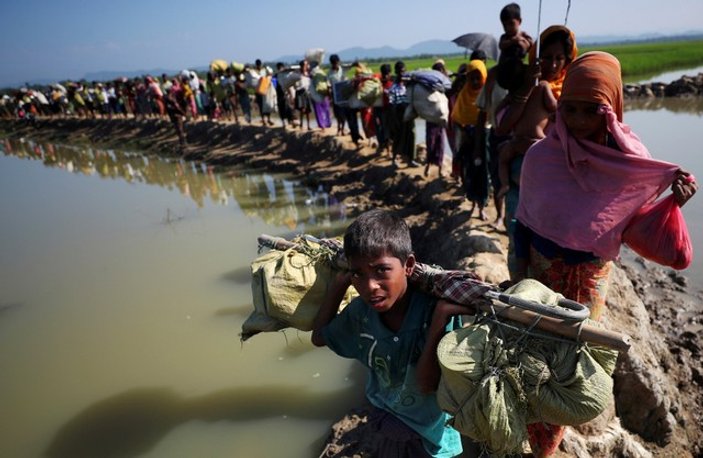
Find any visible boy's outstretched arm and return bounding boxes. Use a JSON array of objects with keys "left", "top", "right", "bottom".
[
  {"left": 416, "top": 299, "right": 473, "bottom": 394},
  {"left": 311, "top": 271, "right": 352, "bottom": 347}
]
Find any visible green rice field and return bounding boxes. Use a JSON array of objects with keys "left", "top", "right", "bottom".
[{"left": 356, "top": 39, "right": 703, "bottom": 80}]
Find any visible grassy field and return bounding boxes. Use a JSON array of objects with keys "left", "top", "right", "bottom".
[
  {"left": 582, "top": 40, "right": 703, "bottom": 78},
  {"left": 356, "top": 39, "right": 703, "bottom": 80}
]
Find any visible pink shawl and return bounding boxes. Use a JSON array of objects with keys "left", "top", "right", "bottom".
[{"left": 515, "top": 52, "right": 680, "bottom": 260}]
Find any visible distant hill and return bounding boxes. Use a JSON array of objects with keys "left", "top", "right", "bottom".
[
  {"left": 274, "top": 31, "right": 703, "bottom": 64},
  {"left": 81, "top": 68, "right": 196, "bottom": 82},
  {"left": 579, "top": 30, "right": 703, "bottom": 45},
  {"left": 275, "top": 39, "right": 463, "bottom": 64}
]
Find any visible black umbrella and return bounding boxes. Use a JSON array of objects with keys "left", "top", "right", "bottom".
[{"left": 451, "top": 33, "right": 499, "bottom": 61}]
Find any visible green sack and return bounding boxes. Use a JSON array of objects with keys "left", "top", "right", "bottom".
[
  {"left": 312, "top": 68, "right": 330, "bottom": 95},
  {"left": 436, "top": 279, "right": 619, "bottom": 455},
  {"left": 242, "top": 238, "right": 357, "bottom": 340},
  {"left": 356, "top": 78, "right": 381, "bottom": 106},
  {"left": 231, "top": 61, "right": 245, "bottom": 74},
  {"left": 437, "top": 324, "right": 529, "bottom": 456}
]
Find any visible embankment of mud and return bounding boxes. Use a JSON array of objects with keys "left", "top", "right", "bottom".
[{"left": 625, "top": 72, "right": 703, "bottom": 98}]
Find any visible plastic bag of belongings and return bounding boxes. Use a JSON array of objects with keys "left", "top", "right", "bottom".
[
  {"left": 261, "top": 78, "right": 277, "bottom": 113},
  {"left": 436, "top": 279, "right": 619, "bottom": 456},
  {"left": 403, "top": 69, "right": 452, "bottom": 127},
  {"left": 244, "top": 68, "right": 262, "bottom": 90},
  {"left": 242, "top": 236, "right": 357, "bottom": 340}
]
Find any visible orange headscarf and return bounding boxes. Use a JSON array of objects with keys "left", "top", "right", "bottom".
[
  {"left": 529, "top": 25, "right": 578, "bottom": 99},
  {"left": 560, "top": 51, "right": 624, "bottom": 121},
  {"left": 450, "top": 59, "right": 487, "bottom": 127}
]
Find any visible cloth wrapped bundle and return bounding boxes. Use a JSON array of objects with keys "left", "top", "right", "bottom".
[
  {"left": 242, "top": 237, "right": 357, "bottom": 340},
  {"left": 278, "top": 71, "right": 302, "bottom": 91},
  {"left": 210, "top": 59, "right": 228, "bottom": 73},
  {"left": 305, "top": 48, "right": 325, "bottom": 65},
  {"left": 309, "top": 67, "right": 330, "bottom": 103},
  {"left": 244, "top": 69, "right": 261, "bottom": 90},
  {"left": 403, "top": 84, "right": 449, "bottom": 127},
  {"left": 348, "top": 77, "right": 382, "bottom": 109},
  {"left": 407, "top": 69, "right": 452, "bottom": 93},
  {"left": 230, "top": 61, "right": 245, "bottom": 73},
  {"left": 436, "top": 279, "right": 618, "bottom": 456}
]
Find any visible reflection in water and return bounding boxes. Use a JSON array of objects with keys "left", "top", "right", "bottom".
[
  {"left": 629, "top": 65, "right": 703, "bottom": 85},
  {"left": 220, "top": 265, "right": 255, "bottom": 285},
  {"left": 0, "top": 302, "right": 23, "bottom": 315},
  {"left": 213, "top": 304, "right": 255, "bottom": 319},
  {"left": 625, "top": 96, "right": 703, "bottom": 114},
  {"left": 0, "top": 136, "right": 364, "bottom": 458},
  {"left": 1, "top": 137, "right": 348, "bottom": 236},
  {"left": 45, "top": 375, "right": 365, "bottom": 458}
]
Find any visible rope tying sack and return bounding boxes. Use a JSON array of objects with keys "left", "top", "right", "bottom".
[{"left": 436, "top": 279, "right": 618, "bottom": 456}]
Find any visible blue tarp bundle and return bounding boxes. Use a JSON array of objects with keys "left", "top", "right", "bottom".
[{"left": 407, "top": 70, "right": 452, "bottom": 93}]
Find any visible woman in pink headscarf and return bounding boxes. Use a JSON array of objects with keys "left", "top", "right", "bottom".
[
  {"left": 516, "top": 51, "right": 696, "bottom": 319},
  {"left": 514, "top": 50, "right": 697, "bottom": 457},
  {"left": 146, "top": 75, "right": 165, "bottom": 117}
]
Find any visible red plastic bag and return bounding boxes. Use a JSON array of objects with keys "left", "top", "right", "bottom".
[{"left": 622, "top": 194, "right": 693, "bottom": 269}]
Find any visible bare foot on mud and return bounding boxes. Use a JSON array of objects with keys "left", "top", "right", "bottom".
[{"left": 491, "top": 218, "right": 506, "bottom": 232}]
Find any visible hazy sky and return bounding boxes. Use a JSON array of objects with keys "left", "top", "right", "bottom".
[{"left": 1, "top": 0, "right": 701, "bottom": 87}]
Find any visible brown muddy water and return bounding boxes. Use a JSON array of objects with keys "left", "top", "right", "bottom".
[
  {"left": 0, "top": 140, "right": 364, "bottom": 458},
  {"left": 0, "top": 96, "right": 702, "bottom": 458}
]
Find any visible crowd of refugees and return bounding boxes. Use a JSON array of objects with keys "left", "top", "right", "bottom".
[{"left": 2, "top": 3, "right": 699, "bottom": 457}]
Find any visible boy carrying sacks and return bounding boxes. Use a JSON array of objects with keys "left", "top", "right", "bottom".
[{"left": 312, "top": 209, "right": 467, "bottom": 458}]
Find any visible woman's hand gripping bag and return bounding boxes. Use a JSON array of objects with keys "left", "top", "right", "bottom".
[{"left": 622, "top": 194, "right": 693, "bottom": 269}]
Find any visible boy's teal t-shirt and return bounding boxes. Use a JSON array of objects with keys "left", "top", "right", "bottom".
[{"left": 322, "top": 289, "right": 462, "bottom": 458}]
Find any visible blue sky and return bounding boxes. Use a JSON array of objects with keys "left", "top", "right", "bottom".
[{"left": 1, "top": 0, "right": 701, "bottom": 87}]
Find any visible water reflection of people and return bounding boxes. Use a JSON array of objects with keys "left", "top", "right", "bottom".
[
  {"left": 625, "top": 96, "right": 703, "bottom": 114},
  {"left": 1, "top": 138, "right": 347, "bottom": 230},
  {"left": 164, "top": 83, "right": 187, "bottom": 149}
]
